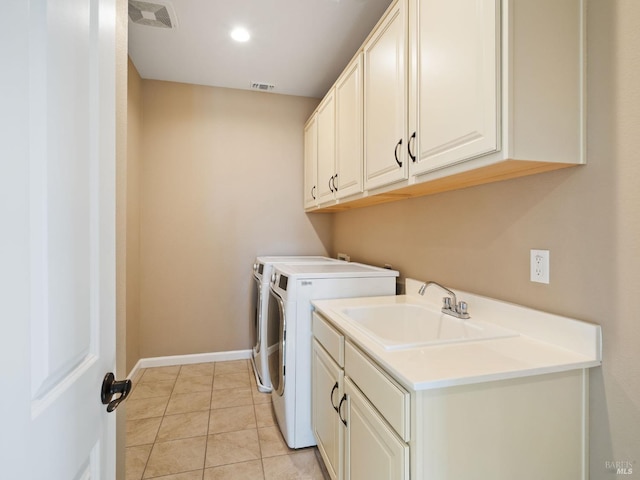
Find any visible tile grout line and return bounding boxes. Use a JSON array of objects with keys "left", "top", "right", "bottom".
[
  {"left": 140, "top": 366, "right": 180, "bottom": 480},
  {"left": 133, "top": 367, "right": 149, "bottom": 480},
  {"left": 246, "top": 361, "right": 268, "bottom": 479},
  {"left": 248, "top": 360, "right": 268, "bottom": 479},
  {"left": 253, "top": 366, "right": 267, "bottom": 476},
  {"left": 139, "top": 368, "right": 152, "bottom": 480},
  {"left": 178, "top": 364, "right": 208, "bottom": 480},
  {"left": 201, "top": 361, "right": 217, "bottom": 478}
]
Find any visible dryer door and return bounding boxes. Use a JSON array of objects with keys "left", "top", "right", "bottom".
[
  {"left": 267, "top": 287, "right": 286, "bottom": 396},
  {"left": 252, "top": 276, "right": 261, "bottom": 352}
]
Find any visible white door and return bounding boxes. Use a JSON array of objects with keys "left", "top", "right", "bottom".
[
  {"left": 345, "top": 379, "right": 408, "bottom": 480},
  {"left": 363, "top": 0, "right": 408, "bottom": 191},
  {"left": 0, "top": 0, "right": 118, "bottom": 479},
  {"left": 304, "top": 116, "right": 319, "bottom": 209},
  {"left": 316, "top": 90, "right": 337, "bottom": 204},
  {"left": 409, "top": 0, "right": 499, "bottom": 174},
  {"left": 335, "top": 53, "right": 364, "bottom": 200},
  {"left": 312, "top": 340, "right": 344, "bottom": 480}
]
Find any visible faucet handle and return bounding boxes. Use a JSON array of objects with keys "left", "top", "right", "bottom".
[
  {"left": 442, "top": 297, "right": 452, "bottom": 310},
  {"left": 457, "top": 301, "right": 470, "bottom": 319}
]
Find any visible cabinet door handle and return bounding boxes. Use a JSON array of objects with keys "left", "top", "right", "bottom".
[
  {"left": 394, "top": 139, "right": 403, "bottom": 167},
  {"left": 328, "top": 176, "right": 334, "bottom": 193},
  {"left": 408, "top": 131, "right": 416, "bottom": 162},
  {"left": 338, "top": 394, "right": 348, "bottom": 426},
  {"left": 330, "top": 382, "right": 339, "bottom": 412},
  {"left": 333, "top": 174, "right": 338, "bottom": 191},
  {"left": 311, "top": 185, "right": 316, "bottom": 200}
]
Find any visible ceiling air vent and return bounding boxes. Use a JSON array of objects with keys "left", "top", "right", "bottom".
[
  {"left": 129, "top": 1, "right": 175, "bottom": 29},
  {"left": 250, "top": 82, "right": 276, "bottom": 92}
]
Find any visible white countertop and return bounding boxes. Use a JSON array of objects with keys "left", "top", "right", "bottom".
[{"left": 311, "top": 279, "right": 602, "bottom": 391}]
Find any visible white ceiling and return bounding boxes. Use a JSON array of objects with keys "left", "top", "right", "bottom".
[{"left": 128, "top": 0, "right": 393, "bottom": 99}]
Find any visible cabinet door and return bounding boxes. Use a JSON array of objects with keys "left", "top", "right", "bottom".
[
  {"left": 312, "top": 340, "right": 344, "bottom": 480},
  {"left": 363, "top": 0, "right": 408, "bottom": 191},
  {"left": 303, "top": 115, "right": 318, "bottom": 209},
  {"left": 345, "top": 378, "right": 408, "bottom": 480},
  {"left": 335, "top": 54, "right": 364, "bottom": 199},
  {"left": 316, "top": 90, "right": 337, "bottom": 204},
  {"left": 410, "top": 0, "right": 499, "bottom": 175}
]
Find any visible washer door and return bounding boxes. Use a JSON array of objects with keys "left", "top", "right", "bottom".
[{"left": 267, "top": 287, "right": 286, "bottom": 396}]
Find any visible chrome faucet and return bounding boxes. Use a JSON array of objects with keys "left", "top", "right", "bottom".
[{"left": 418, "top": 281, "right": 470, "bottom": 319}]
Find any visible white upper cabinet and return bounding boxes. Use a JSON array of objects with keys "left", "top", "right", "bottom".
[
  {"left": 407, "top": 0, "right": 584, "bottom": 183},
  {"left": 363, "top": 0, "right": 409, "bottom": 191},
  {"left": 499, "top": 0, "right": 585, "bottom": 165},
  {"left": 304, "top": 0, "right": 585, "bottom": 211},
  {"left": 335, "top": 54, "right": 364, "bottom": 199},
  {"left": 303, "top": 115, "right": 318, "bottom": 209},
  {"left": 316, "top": 90, "right": 337, "bottom": 205},
  {"left": 408, "top": 0, "right": 499, "bottom": 175},
  {"left": 304, "top": 54, "right": 365, "bottom": 210}
]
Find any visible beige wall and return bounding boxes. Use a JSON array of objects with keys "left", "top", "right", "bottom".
[
  {"left": 138, "top": 81, "right": 330, "bottom": 358},
  {"left": 331, "top": 0, "right": 639, "bottom": 473},
  {"left": 126, "top": 60, "right": 143, "bottom": 373}
]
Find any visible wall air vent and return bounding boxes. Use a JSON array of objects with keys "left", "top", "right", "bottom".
[
  {"left": 129, "top": 1, "right": 176, "bottom": 29},
  {"left": 250, "top": 82, "right": 276, "bottom": 92}
]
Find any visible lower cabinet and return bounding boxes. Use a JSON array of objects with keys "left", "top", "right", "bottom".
[
  {"left": 345, "top": 378, "right": 409, "bottom": 480},
  {"left": 312, "top": 310, "right": 590, "bottom": 480},
  {"left": 312, "top": 314, "right": 409, "bottom": 480},
  {"left": 312, "top": 339, "right": 344, "bottom": 480}
]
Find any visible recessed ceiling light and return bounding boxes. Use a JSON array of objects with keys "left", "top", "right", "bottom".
[{"left": 230, "top": 27, "right": 250, "bottom": 42}]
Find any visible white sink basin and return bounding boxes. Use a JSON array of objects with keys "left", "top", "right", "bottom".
[{"left": 339, "top": 303, "right": 518, "bottom": 350}]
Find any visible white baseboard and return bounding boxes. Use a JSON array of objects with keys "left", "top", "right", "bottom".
[{"left": 127, "top": 349, "right": 252, "bottom": 380}]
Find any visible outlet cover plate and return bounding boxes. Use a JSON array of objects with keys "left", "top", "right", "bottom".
[{"left": 530, "top": 249, "right": 550, "bottom": 284}]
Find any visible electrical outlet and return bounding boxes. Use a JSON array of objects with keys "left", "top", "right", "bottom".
[{"left": 530, "top": 249, "right": 550, "bottom": 284}]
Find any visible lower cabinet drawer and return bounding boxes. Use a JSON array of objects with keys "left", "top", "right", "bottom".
[
  {"left": 313, "top": 312, "right": 345, "bottom": 366},
  {"left": 345, "top": 341, "right": 410, "bottom": 441}
]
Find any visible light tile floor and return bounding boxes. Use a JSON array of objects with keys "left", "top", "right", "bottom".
[{"left": 126, "top": 359, "right": 329, "bottom": 480}]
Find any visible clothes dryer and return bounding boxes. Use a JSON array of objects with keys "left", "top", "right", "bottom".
[
  {"left": 251, "top": 256, "right": 342, "bottom": 392},
  {"left": 267, "top": 262, "right": 398, "bottom": 448}
]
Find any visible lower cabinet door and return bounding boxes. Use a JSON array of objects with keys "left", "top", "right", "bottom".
[
  {"left": 345, "top": 378, "right": 408, "bottom": 480},
  {"left": 312, "top": 340, "right": 344, "bottom": 480}
]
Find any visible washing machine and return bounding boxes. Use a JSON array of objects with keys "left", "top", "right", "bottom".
[
  {"left": 251, "top": 256, "right": 342, "bottom": 392},
  {"left": 267, "top": 262, "right": 399, "bottom": 448}
]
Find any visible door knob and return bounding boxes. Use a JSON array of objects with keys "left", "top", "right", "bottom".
[{"left": 101, "top": 372, "right": 132, "bottom": 412}]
